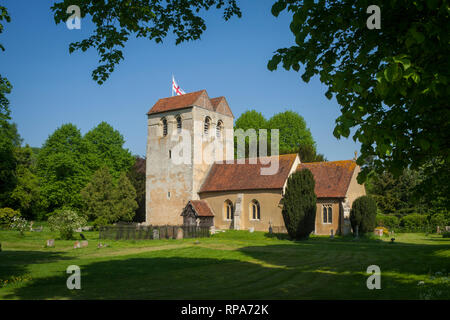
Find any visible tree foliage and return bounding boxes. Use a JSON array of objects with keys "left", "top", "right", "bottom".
[
  {"left": 0, "top": 5, "right": 11, "bottom": 123},
  {"left": 48, "top": 208, "right": 87, "bottom": 240},
  {"left": 9, "top": 145, "right": 41, "bottom": 220},
  {"left": 268, "top": 110, "right": 315, "bottom": 154},
  {"left": 81, "top": 167, "right": 137, "bottom": 226},
  {"left": 366, "top": 168, "right": 421, "bottom": 214},
  {"left": 84, "top": 121, "right": 134, "bottom": 179},
  {"left": 37, "top": 124, "right": 89, "bottom": 211},
  {"left": 36, "top": 122, "right": 135, "bottom": 213},
  {"left": 0, "top": 122, "right": 17, "bottom": 207},
  {"left": 350, "top": 195, "right": 377, "bottom": 234},
  {"left": 281, "top": 168, "right": 316, "bottom": 239},
  {"left": 127, "top": 156, "right": 146, "bottom": 222},
  {"left": 268, "top": 0, "right": 450, "bottom": 206},
  {"left": 51, "top": 0, "right": 241, "bottom": 84},
  {"left": 234, "top": 109, "right": 324, "bottom": 160}
]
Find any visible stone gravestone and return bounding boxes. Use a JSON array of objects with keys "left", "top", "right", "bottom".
[
  {"left": 81, "top": 240, "right": 88, "bottom": 248},
  {"left": 249, "top": 227, "right": 254, "bottom": 233},
  {"left": 153, "top": 229, "right": 160, "bottom": 240},
  {"left": 73, "top": 241, "right": 81, "bottom": 249},
  {"left": 46, "top": 239, "right": 55, "bottom": 247},
  {"left": 374, "top": 228, "right": 383, "bottom": 236},
  {"left": 176, "top": 227, "right": 184, "bottom": 240},
  {"left": 209, "top": 226, "right": 215, "bottom": 235},
  {"left": 330, "top": 229, "right": 334, "bottom": 239}
]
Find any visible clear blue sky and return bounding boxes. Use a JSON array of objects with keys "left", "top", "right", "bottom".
[{"left": 1, "top": 0, "right": 360, "bottom": 160}]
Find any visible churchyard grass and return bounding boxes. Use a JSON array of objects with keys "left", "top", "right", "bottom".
[{"left": 0, "top": 227, "right": 449, "bottom": 299}]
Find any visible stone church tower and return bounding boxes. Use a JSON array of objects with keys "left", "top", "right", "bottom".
[{"left": 145, "top": 90, "right": 234, "bottom": 225}]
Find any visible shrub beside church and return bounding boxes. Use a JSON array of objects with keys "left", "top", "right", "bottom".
[{"left": 282, "top": 169, "right": 317, "bottom": 240}]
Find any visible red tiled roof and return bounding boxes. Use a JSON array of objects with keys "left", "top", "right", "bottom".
[
  {"left": 199, "top": 154, "right": 298, "bottom": 193},
  {"left": 210, "top": 96, "right": 234, "bottom": 118},
  {"left": 189, "top": 200, "right": 214, "bottom": 217},
  {"left": 296, "top": 160, "right": 357, "bottom": 198},
  {"left": 210, "top": 97, "right": 224, "bottom": 109},
  {"left": 147, "top": 90, "right": 206, "bottom": 115},
  {"left": 147, "top": 90, "right": 233, "bottom": 117}
]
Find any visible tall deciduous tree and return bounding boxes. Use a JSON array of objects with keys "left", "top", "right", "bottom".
[
  {"left": 268, "top": 1, "right": 450, "bottom": 205},
  {"left": 234, "top": 109, "right": 324, "bottom": 159},
  {"left": 37, "top": 124, "right": 89, "bottom": 211},
  {"left": 84, "top": 121, "right": 135, "bottom": 179},
  {"left": 267, "top": 110, "right": 316, "bottom": 155},
  {"left": 51, "top": 0, "right": 241, "bottom": 84},
  {"left": 282, "top": 168, "right": 316, "bottom": 239},
  {"left": 10, "top": 145, "right": 42, "bottom": 219}
]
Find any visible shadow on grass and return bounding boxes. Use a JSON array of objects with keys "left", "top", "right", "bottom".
[
  {"left": 0, "top": 250, "right": 72, "bottom": 282},
  {"left": 3, "top": 238, "right": 449, "bottom": 299}
]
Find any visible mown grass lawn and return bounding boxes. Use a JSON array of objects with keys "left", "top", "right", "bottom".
[{"left": 0, "top": 228, "right": 449, "bottom": 300}]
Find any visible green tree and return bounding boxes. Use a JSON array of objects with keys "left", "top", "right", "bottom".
[
  {"left": 350, "top": 196, "right": 377, "bottom": 235},
  {"left": 268, "top": 1, "right": 450, "bottom": 205},
  {"left": 127, "top": 156, "right": 146, "bottom": 222},
  {"left": 37, "top": 124, "right": 89, "bottom": 212},
  {"left": 268, "top": 110, "right": 316, "bottom": 154},
  {"left": 0, "top": 5, "right": 11, "bottom": 123},
  {"left": 234, "top": 109, "right": 323, "bottom": 159},
  {"left": 81, "top": 167, "right": 116, "bottom": 226},
  {"left": 51, "top": 0, "right": 241, "bottom": 84},
  {"left": 281, "top": 169, "right": 316, "bottom": 240},
  {"left": 81, "top": 167, "right": 137, "bottom": 226},
  {"left": 366, "top": 169, "right": 421, "bottom": 214},
  {"left": 113, "top": 172, "right": 138, "bottom": 222},
  {"left": 0, "top": 122, "right": 17, "bottom": 207},
  {"left": 84, "top": 122, "right": 135, "bottom": 178},
  {"left": 298, "top": 143, "right": 326, "bottom": 163},
  {"left": 234, "top": 110, "right": 268, "bottom": 158}
]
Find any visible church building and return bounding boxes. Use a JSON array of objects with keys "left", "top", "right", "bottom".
[{"left": 145, "top": 90, "right": 366, "bottom": 235}]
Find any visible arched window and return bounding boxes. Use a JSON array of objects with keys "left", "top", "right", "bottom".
[
  {"left": 176, "top": 115, "right": 182, "bottom": 133},
  {"left": 323, "top": 206, "right": 327, "bottom": 223},
  {"left": 204, "top": 116, "right": 211, "bottom": 135},
  {"left": 250, "top": 200, "right": 260, "bottom": 220},
  {"left": 224, "top": 200, "right": 233, "bottom": 220},
  {"left": 162, "top": 118, "right": 168, "bottom": 136},
  {"left": 216, "top": 120, "right": 223, "bottom": 138},
  {"left": 328, "top": 207, "right": 333, "bottom": 223}
]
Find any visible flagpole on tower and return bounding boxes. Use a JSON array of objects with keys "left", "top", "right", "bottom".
[{"left": 171, "top": 74, "right": 174, "bottom": 96}]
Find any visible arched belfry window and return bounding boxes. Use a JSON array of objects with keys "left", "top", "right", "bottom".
[
  {"left": 216, "top": 120, "right": 223, "bottom": 138},
  {"left": 224, "top": 200, "right": 234, "bottom": 220},
  {"left": 162, "top": 118, "right": 168, "bottom": 136},
  {"left": 176, "top": 115, "right": 182, "bottom": 133},
  {"left": 250, "top": 200, "right": 261, "bottom": 220},
  {"left": 204, "top": 116, "right": 211, "bottom": 135}
]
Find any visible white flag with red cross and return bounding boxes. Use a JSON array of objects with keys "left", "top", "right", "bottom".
[{"left": 172, "top": 76, "right": 186, "bottom": 96}]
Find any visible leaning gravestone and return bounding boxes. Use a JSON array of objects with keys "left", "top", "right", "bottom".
[
  {"left": 81, "top": 240, "right": 88, "bottom": 248},
  {"left": 46, "top": 239, "right": 55, "bottom": 247},
  {"left": 153, "top": 229, "right": 160, "bottom": 240},
  {"left": 73, "top": 241, "right": 81, "bottom": 249}
]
